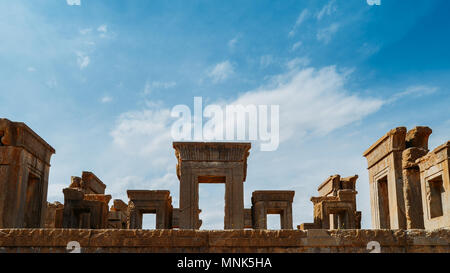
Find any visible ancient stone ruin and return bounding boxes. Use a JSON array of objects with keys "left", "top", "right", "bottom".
[
  {"left": 363, "top": 126, "right": 449, "bottom": 231},
  {"left": 0, "top": 118, "right": 448, "bottom": 253},
  {"left": 299, "top": 175, "right": 361, "bottom": 230},
  {"left": 0, "top": 119, "right": 55, "bottom": 228}
]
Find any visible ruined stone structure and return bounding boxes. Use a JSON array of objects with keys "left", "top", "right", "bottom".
[
  {"left": 251, "top": 191, "right": 295, "bottom": 229},
  {"left": 0, "top": 118, "right": 449, "bottom": 253},
  {"left": 127, "top": 190, "right": 173, "bottom": 229},
  {"left": 299, "top": 175, "right": 361, "bottom": 230},
  {"left": 61, "top": 173, "right": 111, "bottom": 229},
  {"left": 44, "top": 201, "right": 63, "bottom": 228},
  {"left": 0, "top": 119, "right": 55, "bottom": 228},
  {"left": 364, "top": 126, "right": 449, "bottom": 230},
  {"left": 108, "top": 199, "right": 128, "bottom": 229},
  {"left": 173, "top": 142, "right": 251, "bottom": 229},
  {"left": 416, "top": 141, "right": 450, "bottom": 230}
]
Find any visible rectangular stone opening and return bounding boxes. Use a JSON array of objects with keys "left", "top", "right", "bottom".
[
  {"left": 428, "top": 175, "right": 444, "bottom": 219},
  {"left": 24, "top": 173, "right": 43, "bottom": 228},
  {"left": 266, "top": 214, "right": 281, "bottom": 230},
  {"left": 330, "top": 211, "right": 348, "bottom": 229},
  {"left": 142, "top": 213, "right": 156, "bottom": 229},
  {"left": 377, "top": 176, "right": 390, "bottom": 229},
  {"left": 199, "top": 183, "right": 225, "bottom": 230}
]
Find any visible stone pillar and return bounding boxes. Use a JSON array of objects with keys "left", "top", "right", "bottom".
[
  {"left": 402, "top": 148, "right": 428, "bottom": 229},
  {"left": 0, "top": 119, "right": 55, "bottom": 228},
  {"left": 252, "top": 201, "right": 266, "bottom": 229},
  {"left": 402, "top": 127, "right": 432, "bottom": 229}
]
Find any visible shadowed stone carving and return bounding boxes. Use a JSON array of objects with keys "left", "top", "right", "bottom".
[
  {"left": 127, "top": 190, "right": 173, "bottom": 229},
  {"left": 173, "top": 142, "right": 251, "bottom": 229},
  {"left": 0, "top": 118, "right": 55, "bottom": 228}
]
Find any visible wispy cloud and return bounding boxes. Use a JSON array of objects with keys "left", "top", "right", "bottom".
[
  {"left": 389, "top": 85, "right": 439, "bottom": 103},
  {"left": 289, "top": 9, "right": 309, "bottom": 37},
  {"left": 79, "top": 28, "right": 92, "bottom": 35},
  {"left": 97, "top": 24, "right": 109, "bottom": 38},
  {"left": 317, "top": 0, "right": 337, "bottom": 20},
  {"left": 292, "top": 41, "right": 302, "bottom": 51},
  {"left": 358, "top": 42, "right": 381, "bottom": 57},
  {"left": 97, "top": 24, "right": 107, "bottom": 33},
  {"left": 286, "top": 57, "right": 310, "bottom": 70},
  {"left": 207, "top": 60, "right": 234, "bottom": 83},
  {"left": 66, "top": 0, "right": 81, "bottom": 6},
  {"left": 76, "top": 52, "right": 90, "bottom": 69},
  {"left": 143, "top": 80, "right": 177, "bottom": 95},
  {"left": 228, "top": 35, "right": 240, "bottom": 49},
  {"left": 100, "top": 95, "right": 113, "bottom": 103},
  {"left": 317, "top": 23, "right": 340, "bottom": 44},
  {"left": 260, "top": 55, "right": 275, "bottom": 68}
]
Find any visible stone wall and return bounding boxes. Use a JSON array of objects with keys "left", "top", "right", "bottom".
[{"left": 0, "top": 229, "right": 448, "bottom": 253}]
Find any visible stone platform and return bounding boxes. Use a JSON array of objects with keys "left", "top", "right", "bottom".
[{"left": 0, "top": 229, "right": 448, "bottom": 253}]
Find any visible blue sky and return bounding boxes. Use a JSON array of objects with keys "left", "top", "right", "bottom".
[{"left": 1, "top": 0, "right": 449, "bottom": 229}]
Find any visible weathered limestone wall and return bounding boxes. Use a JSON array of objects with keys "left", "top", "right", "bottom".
[{"left": 0, "top": 229, "right": 448, "bottom": 253}]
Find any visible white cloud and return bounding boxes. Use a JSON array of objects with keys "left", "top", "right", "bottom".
[
  {"left": 101, "top": 95, "right": 113, "bottom": 103},
  {"left": 292, "top": 41, "right": 302, "bottom": 51},
  {"left": 317, "top": 0, "right": 337, "bottom": 20},
  {"left": 230, "top": 65, "right": 383, "bottom": 143},
  {"left": 228, "top": 35, "right": 239, "bottom": 49},
  {"left": 27, "top": 66, "right": 36, "bottom": 72},
  {"left": 143, "top": 80, "right": 177, "bottom": 95},
  {"left": 46, "top": 78, "right": 57, "bottom": 89},
  {"left": 286, "top": 57, "right": 310, "bottom": 70},
  {"left": 97, "top": 24, "right": 107, "bottom": 33},
  {"left": 260, "top": 55, "right": 274, "bottom": 68},
  {"left": 289, "top": 9, "right": 309, "bottom": 37},
  {"left": 358, "top": 42, "right": 381, "bottom": 57},
  {"left": 207, "top": 61, "right": 234, "bottom": 83},
  {"left": 76, "top": 52, "right": 90, "bottom": 69},
  {"left": 97, "top": 24, "right": 108, "bottom": 38},
  {"left": 79, "top": 28, "right": 92, "bottom": 35},
  {"left": 317, "top": 23, "right": 340, "bottom": 44},
  {"left": 389, "top": 85, "right": 438, "bottom": 103},
  {"left": 66, "top": 0, "right": 81, "bottom": 6},
  {"left": 110, "top": 108, "right": 173, "bottom": 158}
]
